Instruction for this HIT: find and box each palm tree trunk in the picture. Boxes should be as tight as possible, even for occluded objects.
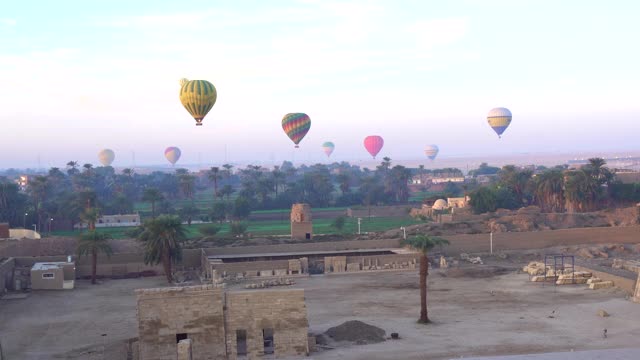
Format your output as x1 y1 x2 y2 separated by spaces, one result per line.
151 201 156 218
91 249 97 285
419 252 430 323
162 251 173 283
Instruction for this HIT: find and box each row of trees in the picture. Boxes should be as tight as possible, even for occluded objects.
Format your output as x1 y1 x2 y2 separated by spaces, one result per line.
0 158 422 230
469 158 625 214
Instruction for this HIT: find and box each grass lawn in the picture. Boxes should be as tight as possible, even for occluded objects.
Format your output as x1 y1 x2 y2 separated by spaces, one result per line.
52 216 422 239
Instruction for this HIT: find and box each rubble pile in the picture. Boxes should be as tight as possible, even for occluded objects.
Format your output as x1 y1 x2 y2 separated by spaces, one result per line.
244 277 295 289
460 253 483 265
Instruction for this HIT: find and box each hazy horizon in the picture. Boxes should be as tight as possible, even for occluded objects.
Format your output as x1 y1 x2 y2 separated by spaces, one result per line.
2 0 639 169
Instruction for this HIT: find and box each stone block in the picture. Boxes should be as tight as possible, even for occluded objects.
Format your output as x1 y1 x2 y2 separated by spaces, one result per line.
589 281 614 290
597 309 610 317
346 263 360 272
274 269 288 276
260 270 274 277
587 277 602 285
177 339 192 360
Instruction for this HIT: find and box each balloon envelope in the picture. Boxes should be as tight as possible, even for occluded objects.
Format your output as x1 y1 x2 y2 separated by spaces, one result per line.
179 79 217 126
424 145 439 160
282 113 311 148
487 107 512 137
98 149 115 166
322 141 335 157
164 147 182 165
364 136 384 159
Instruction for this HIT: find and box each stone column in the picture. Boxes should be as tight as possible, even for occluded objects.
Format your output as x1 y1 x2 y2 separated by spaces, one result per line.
177 339 192 360
633 273 640 304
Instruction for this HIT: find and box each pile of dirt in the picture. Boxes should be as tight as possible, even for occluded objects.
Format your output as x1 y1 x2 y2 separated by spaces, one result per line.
324 320 386 344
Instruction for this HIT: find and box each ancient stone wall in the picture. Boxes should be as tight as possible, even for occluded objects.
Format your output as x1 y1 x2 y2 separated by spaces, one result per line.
224 289 309 359
324 256 347 273
136 285 227 360
202 239 402 257
633 274 640 303
291 203 313 241
442 226 640 254
344 253 418 271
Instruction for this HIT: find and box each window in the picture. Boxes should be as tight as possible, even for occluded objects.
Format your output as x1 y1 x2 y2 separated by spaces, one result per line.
305 233 311 239
176 333 188 343
42 273 55 279
236 330 247 356
263 328 274 355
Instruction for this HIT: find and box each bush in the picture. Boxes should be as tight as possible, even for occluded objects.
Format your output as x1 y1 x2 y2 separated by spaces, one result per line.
230 222 248 238
332 216 346 231
124 226 144 238
198 224 221 237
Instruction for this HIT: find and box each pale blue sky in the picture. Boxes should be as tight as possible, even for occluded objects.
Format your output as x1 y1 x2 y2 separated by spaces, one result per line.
1 0 639 168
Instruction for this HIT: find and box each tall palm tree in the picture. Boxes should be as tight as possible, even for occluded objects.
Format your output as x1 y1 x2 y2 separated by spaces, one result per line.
404 234 450 324
80 207 99 231
137 215 187 283
534 170 565 212
77 230 113 284
272 166 285 197
208 167 221 200
142 187 164 218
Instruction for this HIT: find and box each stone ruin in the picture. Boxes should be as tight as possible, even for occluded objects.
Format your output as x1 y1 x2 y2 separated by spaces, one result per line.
291 203 312 241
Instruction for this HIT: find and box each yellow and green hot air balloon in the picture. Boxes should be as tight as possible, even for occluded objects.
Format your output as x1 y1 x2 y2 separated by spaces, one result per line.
179 79 217 126
282 113 311 148
487 107 512 138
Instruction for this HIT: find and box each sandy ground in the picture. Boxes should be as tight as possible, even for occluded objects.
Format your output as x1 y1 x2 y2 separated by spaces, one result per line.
1 266 639 359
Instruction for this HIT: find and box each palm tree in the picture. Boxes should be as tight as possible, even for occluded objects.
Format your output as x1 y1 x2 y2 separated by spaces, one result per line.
137 215 187 283
208 167 221 200
77 230 113 284
534 170 565 212
66 161 79 176
142 187 164 218
404 234 450 324
272 166 286 197
80 207 100 231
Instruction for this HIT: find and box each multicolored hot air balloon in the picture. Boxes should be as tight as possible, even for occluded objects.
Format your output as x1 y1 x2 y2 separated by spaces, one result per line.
424 145 439 161
487 107 512 138
98 149 115 166
322 142 335 157
364 135 384 159
282 113 311 148
179 79 217 126
164 147 181 165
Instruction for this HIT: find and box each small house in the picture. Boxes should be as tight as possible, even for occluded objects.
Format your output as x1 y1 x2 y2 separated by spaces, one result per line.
31 262 76 290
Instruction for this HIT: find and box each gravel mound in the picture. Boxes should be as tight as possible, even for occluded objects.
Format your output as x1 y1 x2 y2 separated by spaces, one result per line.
325 320 386 344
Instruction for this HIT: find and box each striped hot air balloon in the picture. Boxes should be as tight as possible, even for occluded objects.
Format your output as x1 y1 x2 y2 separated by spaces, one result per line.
364 136 384 159
164 147 181 165
424 145 439 161
179 79 217 126
322 142 335 157
98 149 115 166
487 107 512 138
282 113 311 148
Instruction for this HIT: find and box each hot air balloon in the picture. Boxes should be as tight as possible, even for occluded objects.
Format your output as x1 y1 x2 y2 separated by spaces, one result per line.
98 149 115 166
282 113 311 148
179 79 217 126
424 145 439 161
487 107 512 138
165 147 181 165
322 142 335 157
364 136 384 159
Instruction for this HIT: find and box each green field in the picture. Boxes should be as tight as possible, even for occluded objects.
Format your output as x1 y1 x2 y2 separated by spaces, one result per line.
52 216 421 240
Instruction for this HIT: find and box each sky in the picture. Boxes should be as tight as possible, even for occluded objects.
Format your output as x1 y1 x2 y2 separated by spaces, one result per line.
1 0 639 169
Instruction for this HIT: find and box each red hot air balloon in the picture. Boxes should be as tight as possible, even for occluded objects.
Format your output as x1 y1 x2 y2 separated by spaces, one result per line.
364 136 384 159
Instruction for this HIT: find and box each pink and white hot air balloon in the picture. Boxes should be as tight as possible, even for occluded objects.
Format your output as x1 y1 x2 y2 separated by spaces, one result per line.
364 136 384 159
